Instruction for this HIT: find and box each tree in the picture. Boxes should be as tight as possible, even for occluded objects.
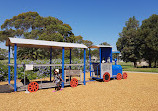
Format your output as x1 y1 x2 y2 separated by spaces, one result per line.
100 42 110 46
83 40 93 47
72 36 93 59
91 49 99 58
0 48 8 60
139 14 158 67
116 16 140 67
0 12 75 60
74 35 83 44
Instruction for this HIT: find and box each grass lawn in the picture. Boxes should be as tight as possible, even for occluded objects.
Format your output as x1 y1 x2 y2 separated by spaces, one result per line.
118 62 158 73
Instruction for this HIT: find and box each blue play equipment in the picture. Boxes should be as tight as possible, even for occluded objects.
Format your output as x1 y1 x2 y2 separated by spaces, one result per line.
6 38 127 92
6 37 87 92
89 45 127 82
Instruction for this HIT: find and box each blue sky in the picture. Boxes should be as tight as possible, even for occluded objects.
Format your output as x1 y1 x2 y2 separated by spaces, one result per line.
0 0 158 50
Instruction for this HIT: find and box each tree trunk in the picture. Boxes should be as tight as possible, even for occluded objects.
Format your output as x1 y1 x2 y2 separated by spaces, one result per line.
149 60 152 68
134 61 137 68
154 60 157 68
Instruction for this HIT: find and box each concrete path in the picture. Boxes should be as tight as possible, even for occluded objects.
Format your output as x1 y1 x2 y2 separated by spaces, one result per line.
124 71 158 74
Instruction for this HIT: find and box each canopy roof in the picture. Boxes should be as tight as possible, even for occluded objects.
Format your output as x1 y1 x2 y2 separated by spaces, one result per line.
112 51 120 53
6 37 88 49
89 45 112 48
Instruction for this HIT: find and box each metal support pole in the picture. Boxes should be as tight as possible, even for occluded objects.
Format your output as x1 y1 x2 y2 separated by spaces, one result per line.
89 48 91 77
8 45 11 84
83 48 86 85
70 48 71 69
14 44 17 91
97 66 98 77
99 48 102 79
62 47 65 88
50 48 52 81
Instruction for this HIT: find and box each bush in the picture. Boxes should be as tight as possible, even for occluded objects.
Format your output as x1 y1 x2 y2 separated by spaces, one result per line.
0 62 8 81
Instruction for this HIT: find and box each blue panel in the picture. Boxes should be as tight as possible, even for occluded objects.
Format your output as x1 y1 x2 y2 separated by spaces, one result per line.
101 47 112 63
50 48 52 81
62 47 65 88
83 48 86 85
14 44 17 91
112 65 122 76
99 48 101 78
8 45 10 84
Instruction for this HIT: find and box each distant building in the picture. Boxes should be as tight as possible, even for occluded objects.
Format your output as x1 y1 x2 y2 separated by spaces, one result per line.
136 59 149 67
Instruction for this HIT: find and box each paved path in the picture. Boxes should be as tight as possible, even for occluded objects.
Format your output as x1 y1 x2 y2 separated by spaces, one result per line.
124 71 158 74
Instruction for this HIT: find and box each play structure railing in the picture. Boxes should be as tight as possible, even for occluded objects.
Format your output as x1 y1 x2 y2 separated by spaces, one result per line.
91 63 100 77
8 63 84 67
8 63 84 91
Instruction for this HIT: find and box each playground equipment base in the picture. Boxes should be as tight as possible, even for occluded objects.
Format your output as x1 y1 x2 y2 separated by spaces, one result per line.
12 80 83 91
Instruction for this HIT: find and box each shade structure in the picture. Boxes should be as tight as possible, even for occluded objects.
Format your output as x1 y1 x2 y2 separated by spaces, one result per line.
6 37 88 49
6 37 87 91
89 45 112 48
112 51 120 53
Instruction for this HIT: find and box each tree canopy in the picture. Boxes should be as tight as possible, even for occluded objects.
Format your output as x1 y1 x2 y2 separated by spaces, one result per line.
116 16 140 67
117 14 158 67
100 42 110 46
0 48 8 60
0 12 74 42
138 14 158 67
0 12 94 60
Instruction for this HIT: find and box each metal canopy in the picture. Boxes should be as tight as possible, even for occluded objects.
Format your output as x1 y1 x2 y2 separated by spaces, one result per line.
6 37 88 49
89 45 112 48
112 51 120 53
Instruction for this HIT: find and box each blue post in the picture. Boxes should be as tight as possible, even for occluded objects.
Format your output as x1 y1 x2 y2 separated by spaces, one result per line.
99 48 102 79
8 45 11 84
14 44 17 91
62 47 65 88
89 48 91 77
70 48 71 69
114 58 117 65
110 48 112 63
97 66 98 77
83 48 86 85
50 48 52 81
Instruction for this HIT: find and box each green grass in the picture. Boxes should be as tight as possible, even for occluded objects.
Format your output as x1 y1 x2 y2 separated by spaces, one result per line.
118 62 158 73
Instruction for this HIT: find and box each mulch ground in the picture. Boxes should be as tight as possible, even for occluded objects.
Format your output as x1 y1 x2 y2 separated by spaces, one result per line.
0 72 158 111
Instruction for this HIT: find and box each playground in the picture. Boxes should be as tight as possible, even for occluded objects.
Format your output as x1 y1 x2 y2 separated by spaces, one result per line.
0 72 158 111
0 2 158 111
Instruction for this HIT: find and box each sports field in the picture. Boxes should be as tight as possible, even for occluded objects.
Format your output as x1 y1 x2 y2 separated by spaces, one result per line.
0 72 158 111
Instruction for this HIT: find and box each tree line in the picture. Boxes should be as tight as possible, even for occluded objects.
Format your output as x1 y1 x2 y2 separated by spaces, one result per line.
116 14 158 67
0 12 110 60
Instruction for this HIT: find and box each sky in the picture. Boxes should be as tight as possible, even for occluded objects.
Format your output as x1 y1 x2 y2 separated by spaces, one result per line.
0 0 158 51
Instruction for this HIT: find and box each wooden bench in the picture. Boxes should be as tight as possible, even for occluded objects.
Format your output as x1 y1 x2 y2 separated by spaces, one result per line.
64 70 82 83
